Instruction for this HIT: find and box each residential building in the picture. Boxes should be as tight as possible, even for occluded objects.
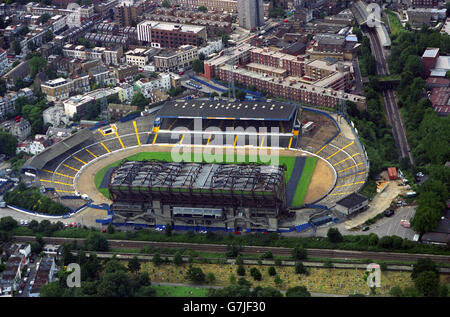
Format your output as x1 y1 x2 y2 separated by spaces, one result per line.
108 103 139 120
114 64 139 82
198 40 224 58
2 61 30 89
429 86 450 116
238 0 264 30
0 48 8 75
43 106 70 127
0 255 27 294
154 45 198 72
63 87 121 118
29 256 56 297
137 21 207 48
117 83 134 103
134 73 171 99
125 48 154 66
10 118 31 141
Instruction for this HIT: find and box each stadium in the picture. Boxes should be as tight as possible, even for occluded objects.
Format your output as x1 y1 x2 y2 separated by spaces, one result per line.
21 98 369 233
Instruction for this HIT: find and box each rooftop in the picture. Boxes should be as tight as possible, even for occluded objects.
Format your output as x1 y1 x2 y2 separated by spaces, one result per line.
423 48 440 58
138 21 205 33
336 193 368 209
156 99 297 122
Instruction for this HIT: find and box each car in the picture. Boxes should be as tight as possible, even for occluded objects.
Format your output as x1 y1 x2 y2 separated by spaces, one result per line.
24 277 28 283
18 290 22 294
20 283 25 290
30 281 34 286
29 258 34 264
362 226 370 231
384 209 394 217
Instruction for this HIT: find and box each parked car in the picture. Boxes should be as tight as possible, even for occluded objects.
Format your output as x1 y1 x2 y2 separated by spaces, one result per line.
384 209 394 217
362 226 370 231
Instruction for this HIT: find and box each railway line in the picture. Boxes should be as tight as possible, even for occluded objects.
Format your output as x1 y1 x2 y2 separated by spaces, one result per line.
13 236 450 264
366 28 414 165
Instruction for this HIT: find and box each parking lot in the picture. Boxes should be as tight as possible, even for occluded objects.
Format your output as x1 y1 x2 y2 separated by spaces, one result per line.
313 206 417 240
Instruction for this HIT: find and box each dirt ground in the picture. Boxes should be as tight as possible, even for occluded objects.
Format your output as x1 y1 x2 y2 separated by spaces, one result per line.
303 158 335 204
76 145 335 207
344 181 407 230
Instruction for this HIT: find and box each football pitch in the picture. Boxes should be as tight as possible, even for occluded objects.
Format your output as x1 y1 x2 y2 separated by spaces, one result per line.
94 151 318 208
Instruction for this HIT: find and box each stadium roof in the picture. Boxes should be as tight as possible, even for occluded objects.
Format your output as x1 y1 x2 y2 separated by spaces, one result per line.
23 129 94 170
110 161 285 194
156 100 297 121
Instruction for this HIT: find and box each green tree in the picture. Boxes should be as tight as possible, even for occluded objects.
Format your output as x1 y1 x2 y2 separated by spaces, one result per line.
414 271 440 297
0 132 18 157
162 0 171 8
268 266 276 276
295 262 307 275
192 59 204 73
198 5 207 12
39 13 51 24
206 272 216 284
84 232 109 251
286 286 311 297
0 216 18 231
389 286 403 297
186 265 206 283
327 228 343 243
173 251 183 266
152 252 163 266
131 92 149 110
411 258 439 280
249 267 262 281
128 256 141 274
165 223 172 237
236 265 246 276
291 246 307 260
13 40 21 55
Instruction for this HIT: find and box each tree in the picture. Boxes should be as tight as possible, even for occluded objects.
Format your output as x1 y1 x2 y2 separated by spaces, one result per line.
291 246 307 260
295 262 307 275
414 271 440 297
192 59 204 73
128 256 141 274
389 286 403 297
13 40 21 56
378 236 393 249
162 0 171 8
165 223 172 237
249 267 262 281
235 255 244 266
268 266 276 276
186 265 206 283
39 13 51 24
261 251 273 259
327 228 343 243
29 56 47 79
411 258 439 280
286 286 311 297
253 287 282 297
236 265 246 276
173 251 183 266
368 233 379 246
131 92 149 110
43 30 53 43
198 5 207 12
0 132 17 157
206 272 216 284
199 52 206 61
152 252 163 266
84 232 109 251
0 216 17 231
274 275 283 287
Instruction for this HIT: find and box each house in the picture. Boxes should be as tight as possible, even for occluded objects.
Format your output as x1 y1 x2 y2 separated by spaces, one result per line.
334 193 369 216
0 254 27 293
29 256 56 297
10 118 31 141
421 210 450 245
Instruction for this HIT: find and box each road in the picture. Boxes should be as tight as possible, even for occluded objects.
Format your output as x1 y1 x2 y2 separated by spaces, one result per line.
13 236 450 264
366 28 414 165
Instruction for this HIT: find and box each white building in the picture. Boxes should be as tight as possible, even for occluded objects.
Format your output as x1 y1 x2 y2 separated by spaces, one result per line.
118 83 134 103
0 48 8 75
43 106 69 127
134 73 171 99
125 48 152 66
198 40 224 58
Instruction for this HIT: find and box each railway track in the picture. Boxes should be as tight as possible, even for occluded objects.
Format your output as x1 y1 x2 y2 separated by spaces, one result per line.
13 236 450 264
366 28 414 165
